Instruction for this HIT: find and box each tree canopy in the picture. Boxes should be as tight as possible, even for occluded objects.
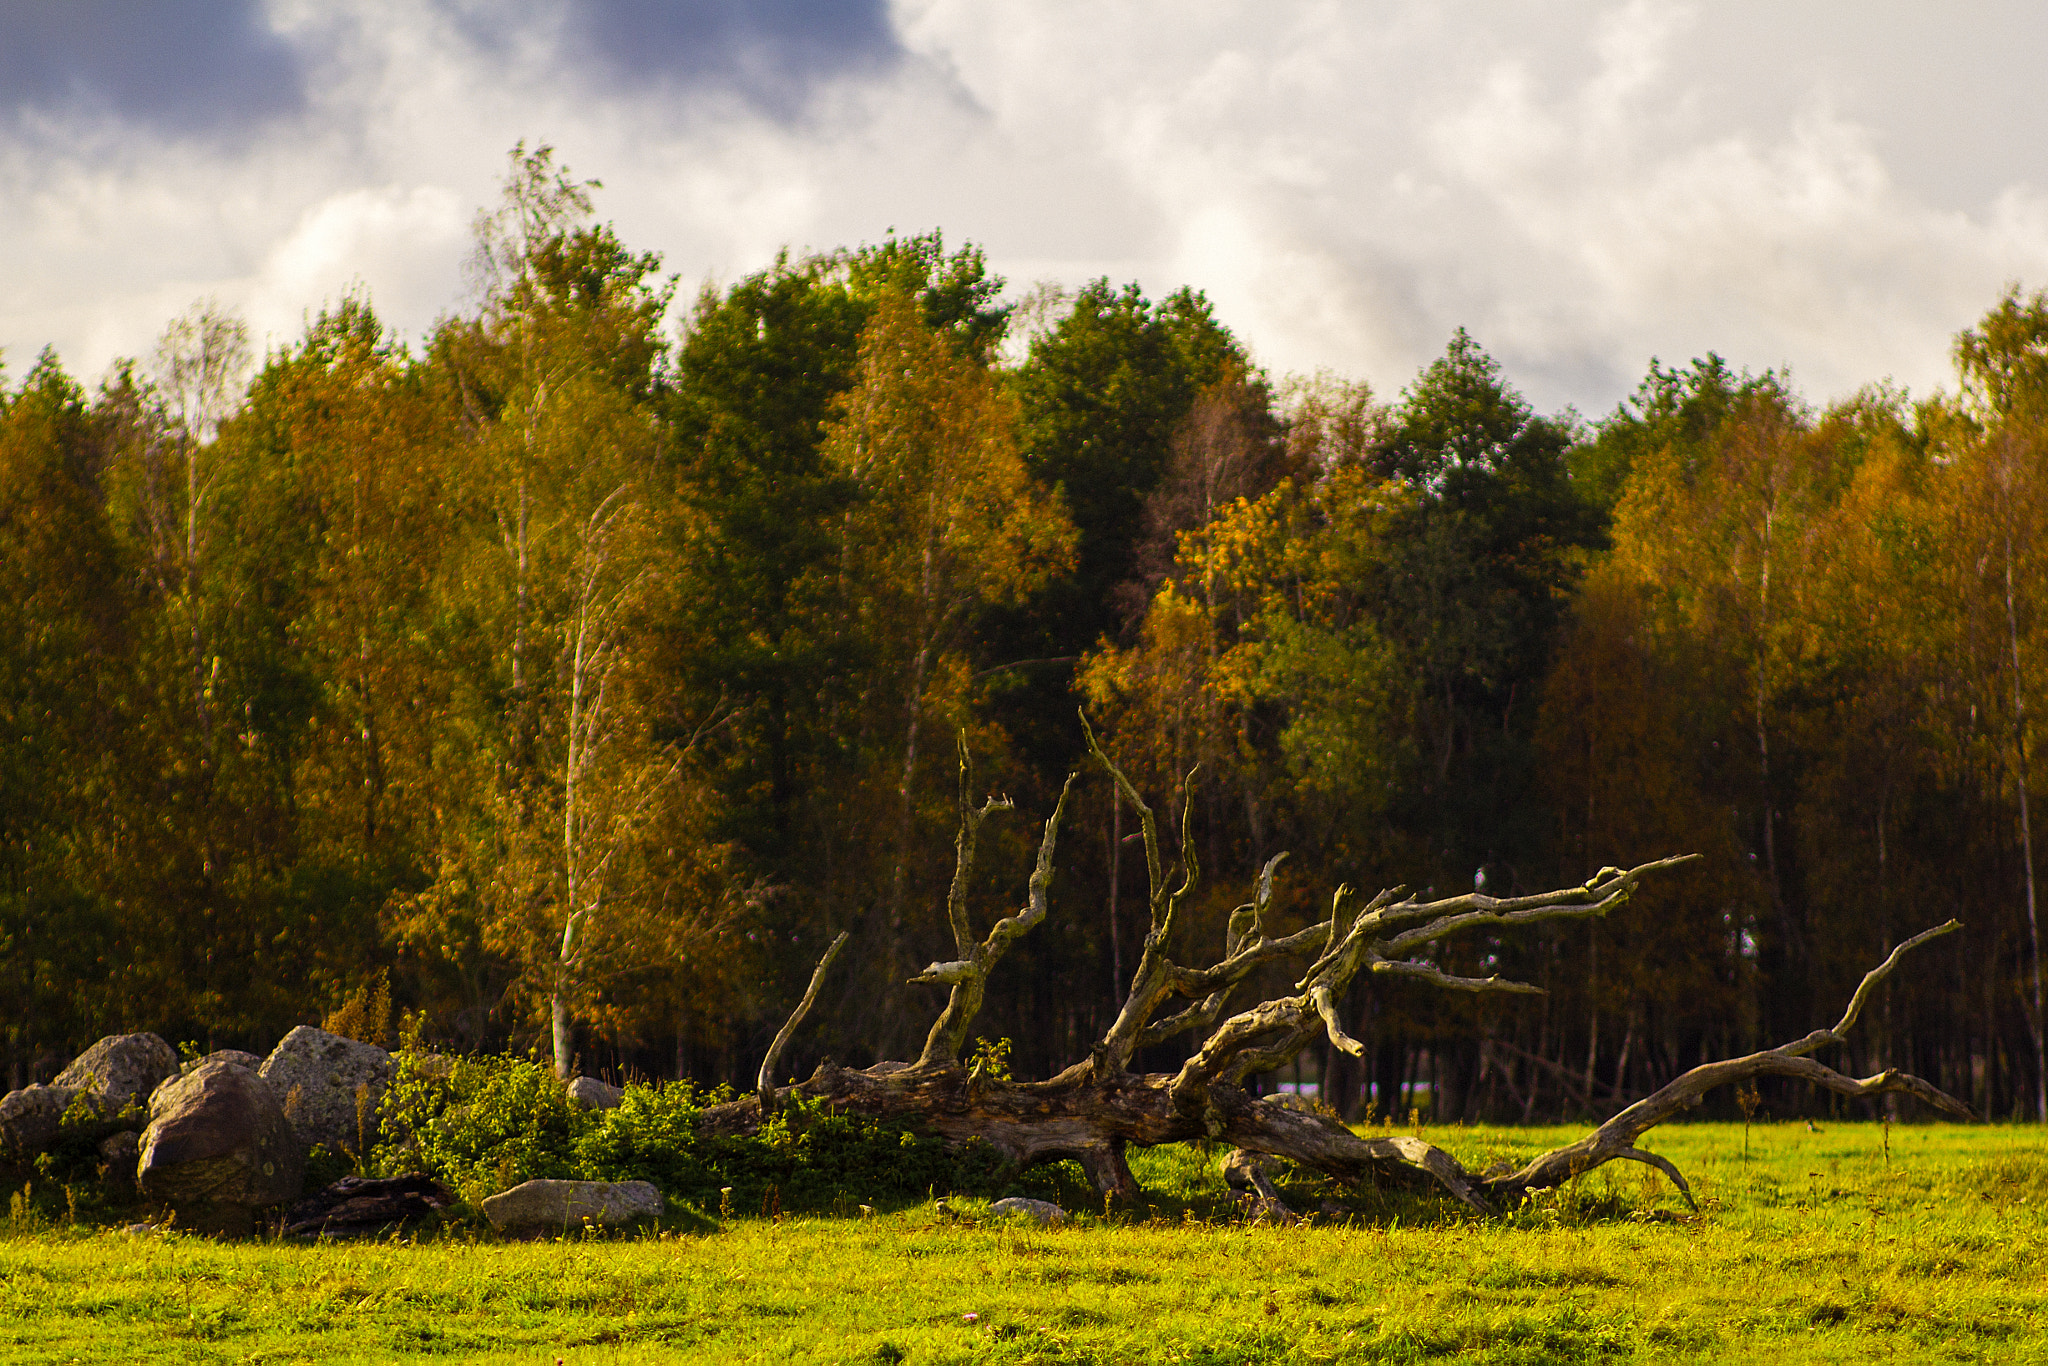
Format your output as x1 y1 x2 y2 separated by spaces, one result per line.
0 147 2032 1125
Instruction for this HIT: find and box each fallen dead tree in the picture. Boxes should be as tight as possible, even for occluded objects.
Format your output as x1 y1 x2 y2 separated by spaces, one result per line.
700 721 1973 1218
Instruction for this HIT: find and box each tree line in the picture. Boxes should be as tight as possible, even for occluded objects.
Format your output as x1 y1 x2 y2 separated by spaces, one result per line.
5 145 2046 1120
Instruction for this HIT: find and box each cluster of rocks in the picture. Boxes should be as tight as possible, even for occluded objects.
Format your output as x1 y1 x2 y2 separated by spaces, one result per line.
0 1029 661 1238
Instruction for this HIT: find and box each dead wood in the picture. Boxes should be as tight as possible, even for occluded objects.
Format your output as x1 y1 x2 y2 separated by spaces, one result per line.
758 929 848 1111
706 723 1973 1219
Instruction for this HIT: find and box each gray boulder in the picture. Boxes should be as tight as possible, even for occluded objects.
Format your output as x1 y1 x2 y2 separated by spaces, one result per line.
0 1084 87 1157
567 1076 624 1110
990 1196 1068 1226
480 1179 663 1231
55 1033 178 1113
258 1026 393 1157
138 1058 303 1234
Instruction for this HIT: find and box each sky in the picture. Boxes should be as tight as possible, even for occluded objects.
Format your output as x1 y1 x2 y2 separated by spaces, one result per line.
4 0 2048 418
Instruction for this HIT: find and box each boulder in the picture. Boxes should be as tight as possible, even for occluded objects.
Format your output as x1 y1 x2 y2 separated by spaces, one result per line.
567 1076 624 1110
284 1174 454 1239
138 1058 303 1234
258 1026 393 1157
54 1033 178 1113
989 1196 1068 1226
480 1179 663 1231
149 1051 263 1109
0 1084 83 1157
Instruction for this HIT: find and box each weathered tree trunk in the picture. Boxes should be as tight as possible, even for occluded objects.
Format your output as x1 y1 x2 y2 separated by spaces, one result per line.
707 719 1976 1218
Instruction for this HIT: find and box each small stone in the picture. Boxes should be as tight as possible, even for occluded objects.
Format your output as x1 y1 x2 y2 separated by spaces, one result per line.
480 1179 664 1231
989 1196 1067 1227
567 1076 624 1111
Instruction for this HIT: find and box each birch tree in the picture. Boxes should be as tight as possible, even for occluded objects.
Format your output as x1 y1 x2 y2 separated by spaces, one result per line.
822 291 1073 1018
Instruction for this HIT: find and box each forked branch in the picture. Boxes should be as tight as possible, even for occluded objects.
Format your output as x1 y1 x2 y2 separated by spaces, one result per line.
1482 918 1972 1207
910 735 1076 1072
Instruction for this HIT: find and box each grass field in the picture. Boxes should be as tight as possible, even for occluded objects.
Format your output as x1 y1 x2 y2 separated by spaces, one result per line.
4 1120 2046 1362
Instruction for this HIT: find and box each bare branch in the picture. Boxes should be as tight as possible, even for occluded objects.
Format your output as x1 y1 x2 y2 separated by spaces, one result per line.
1367 958 1545 996
1485 922 1973 1205
909 746 1073 1073
984 771 1078 952
1164 765 1199 940
942 732 1014 959
1609 1148 1696 1208
1371 855 1698 961
1310 984 1364 1056
1830 919 1962 1040
758 930 849 1112
1079 711 1161 904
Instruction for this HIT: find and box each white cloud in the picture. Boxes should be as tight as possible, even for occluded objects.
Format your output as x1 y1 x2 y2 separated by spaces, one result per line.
245 185 468 352
6 0 2048 414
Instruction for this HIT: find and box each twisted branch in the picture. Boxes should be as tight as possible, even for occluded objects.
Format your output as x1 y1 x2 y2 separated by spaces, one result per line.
910 735 1076 1072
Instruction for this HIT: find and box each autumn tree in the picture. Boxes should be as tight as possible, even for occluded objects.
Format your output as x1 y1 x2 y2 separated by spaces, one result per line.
409 144 736 1078
0 356 134 1083
821 291 1075 1044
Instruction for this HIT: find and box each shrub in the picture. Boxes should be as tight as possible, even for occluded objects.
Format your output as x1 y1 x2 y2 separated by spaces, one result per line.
372 1048 1032 1214
373 1051 590 1204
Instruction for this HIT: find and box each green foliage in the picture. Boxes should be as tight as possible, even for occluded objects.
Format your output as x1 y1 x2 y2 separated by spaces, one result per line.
1011 279 1248 630
302 1144 355 1192
373 1052 589 1203
372 1049 1029 1214
967 1035 1013 1082
578 1085 1014 1214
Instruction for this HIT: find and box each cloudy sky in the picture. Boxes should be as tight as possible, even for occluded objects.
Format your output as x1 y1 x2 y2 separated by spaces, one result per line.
4 0 2047 417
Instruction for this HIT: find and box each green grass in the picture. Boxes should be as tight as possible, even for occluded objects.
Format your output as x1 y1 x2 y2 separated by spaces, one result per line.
5 1121 2047 1362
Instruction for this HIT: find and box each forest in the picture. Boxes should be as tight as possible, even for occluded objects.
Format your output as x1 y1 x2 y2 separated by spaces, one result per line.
7 144 2048 1125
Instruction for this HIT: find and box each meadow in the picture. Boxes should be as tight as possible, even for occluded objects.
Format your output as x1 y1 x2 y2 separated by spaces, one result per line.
3 1120 2044 1363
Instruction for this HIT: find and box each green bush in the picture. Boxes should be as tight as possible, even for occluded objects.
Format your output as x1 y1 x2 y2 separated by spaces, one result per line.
371 1049 1031 1215
373 1051 590 1204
